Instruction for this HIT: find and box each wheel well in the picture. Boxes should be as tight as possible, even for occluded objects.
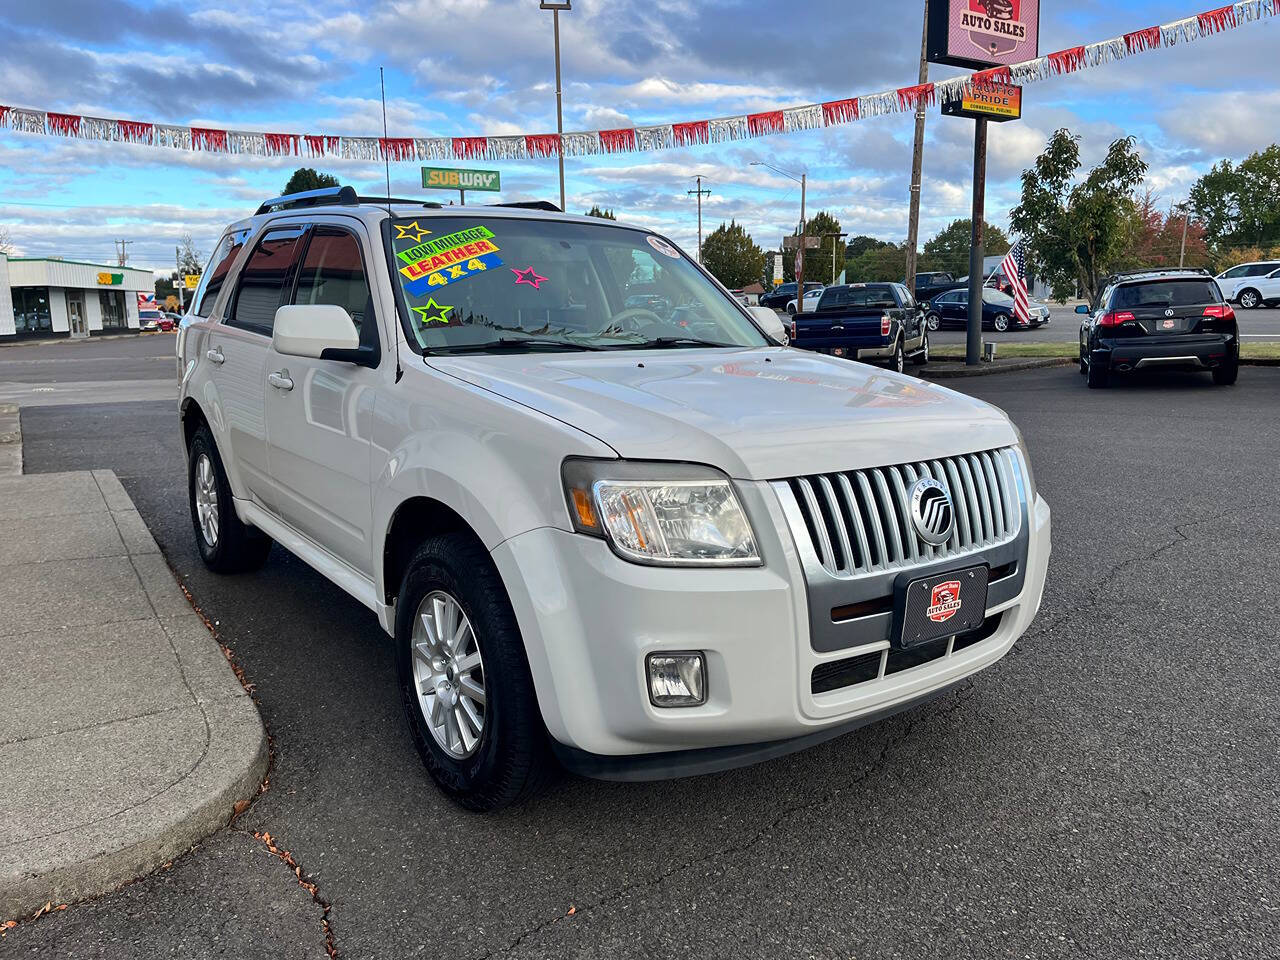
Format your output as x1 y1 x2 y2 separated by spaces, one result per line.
382 497 476 604
181 399 208 451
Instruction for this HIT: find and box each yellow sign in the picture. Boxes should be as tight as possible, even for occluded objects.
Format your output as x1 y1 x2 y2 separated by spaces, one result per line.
184 274 201 290
96 271 123 285
943 82 1023 122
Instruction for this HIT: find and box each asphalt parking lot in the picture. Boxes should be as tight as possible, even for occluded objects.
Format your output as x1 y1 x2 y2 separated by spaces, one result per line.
5 334 1280 958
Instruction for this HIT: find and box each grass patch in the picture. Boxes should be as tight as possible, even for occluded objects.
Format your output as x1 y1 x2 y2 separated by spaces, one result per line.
931 341 1280 360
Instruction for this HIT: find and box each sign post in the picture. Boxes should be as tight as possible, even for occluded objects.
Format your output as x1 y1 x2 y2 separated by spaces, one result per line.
421 167 502 206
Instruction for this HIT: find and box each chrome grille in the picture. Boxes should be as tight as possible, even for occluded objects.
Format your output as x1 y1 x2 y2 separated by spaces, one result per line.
777 447 1024 578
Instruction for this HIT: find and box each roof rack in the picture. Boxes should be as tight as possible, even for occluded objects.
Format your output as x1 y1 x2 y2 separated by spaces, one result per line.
487 200 562 212
255 185 358 215
1103 267 1212 285
355 196 444 209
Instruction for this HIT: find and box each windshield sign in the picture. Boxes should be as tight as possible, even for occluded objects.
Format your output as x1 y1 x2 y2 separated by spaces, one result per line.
389 217 766 354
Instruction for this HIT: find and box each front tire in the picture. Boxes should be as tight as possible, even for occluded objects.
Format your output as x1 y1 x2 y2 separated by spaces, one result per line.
1238 288 1261 310
188 425 272 573
993 313 1010 332
396 534 554 812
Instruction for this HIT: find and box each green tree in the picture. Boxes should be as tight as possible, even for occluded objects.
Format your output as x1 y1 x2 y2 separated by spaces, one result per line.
845 242 909 283
845 235 888 260
282 167 340 195
1189 145 1280 249
783 211 843 284
584 205 617 220
700 220 766 289
1010 129 1148 303
921 218 1010 275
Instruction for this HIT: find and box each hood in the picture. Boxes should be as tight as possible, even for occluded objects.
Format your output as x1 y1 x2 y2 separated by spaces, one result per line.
428 347 1017 480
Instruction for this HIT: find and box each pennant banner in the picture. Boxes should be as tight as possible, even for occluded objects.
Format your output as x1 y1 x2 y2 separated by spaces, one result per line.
0 1 1274 163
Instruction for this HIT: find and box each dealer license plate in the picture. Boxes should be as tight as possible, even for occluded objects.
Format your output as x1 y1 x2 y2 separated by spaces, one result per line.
897 565 989 649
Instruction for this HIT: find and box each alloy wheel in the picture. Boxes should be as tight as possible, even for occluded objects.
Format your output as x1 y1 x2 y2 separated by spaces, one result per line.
411 590 486 759
994 315 1009 332
926 314 941 331
1240 290 1259 309
194 453 219 547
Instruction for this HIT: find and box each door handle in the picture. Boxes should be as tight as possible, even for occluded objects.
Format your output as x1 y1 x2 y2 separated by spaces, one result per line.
268 371 294 392
206 347 225 364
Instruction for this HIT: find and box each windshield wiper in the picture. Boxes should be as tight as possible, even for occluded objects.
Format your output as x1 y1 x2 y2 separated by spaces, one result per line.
606 336 735 350
426 337 604 355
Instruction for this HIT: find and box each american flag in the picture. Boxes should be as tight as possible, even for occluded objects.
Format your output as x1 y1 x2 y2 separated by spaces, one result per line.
999 241 1032 327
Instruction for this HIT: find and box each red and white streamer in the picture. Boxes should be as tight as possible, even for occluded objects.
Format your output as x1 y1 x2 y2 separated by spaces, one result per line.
0 1 1274 163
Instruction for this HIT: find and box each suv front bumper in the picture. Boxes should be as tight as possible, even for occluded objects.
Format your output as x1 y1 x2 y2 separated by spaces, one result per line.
491 485 1051 777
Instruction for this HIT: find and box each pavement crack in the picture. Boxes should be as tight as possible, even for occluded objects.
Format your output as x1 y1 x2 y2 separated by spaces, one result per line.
238 827 338 959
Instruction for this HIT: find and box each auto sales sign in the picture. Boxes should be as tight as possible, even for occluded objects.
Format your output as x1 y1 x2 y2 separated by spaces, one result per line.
928 0 1039 70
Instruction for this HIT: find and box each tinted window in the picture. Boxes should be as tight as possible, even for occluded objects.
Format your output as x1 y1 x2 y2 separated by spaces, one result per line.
816 288 846 310
294 228 374 335
229 227 305 334
196 228 251 318
1113 280 1218 309
1249 263 1280 275
833 285 896 309
938 291 962 304
896 284 916 308
1221 265 1249 278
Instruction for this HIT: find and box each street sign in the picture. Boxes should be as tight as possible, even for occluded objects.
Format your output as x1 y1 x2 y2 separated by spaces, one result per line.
772 253 784 285
782 235 820 250
421 167 501 192
942 82 1023 122
928 0 1040 71
183 274 201 290
795 248 804 275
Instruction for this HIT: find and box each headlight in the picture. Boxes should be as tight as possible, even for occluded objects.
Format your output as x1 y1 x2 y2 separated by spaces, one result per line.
1008 424 1037 500
562 459 761 566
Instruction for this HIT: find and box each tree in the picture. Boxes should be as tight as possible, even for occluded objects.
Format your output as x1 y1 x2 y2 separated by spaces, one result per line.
1114 190 1210 271
283 167 340 196
176 234 203 276
845 235 888 260
783 211 843 284
700 220 766 290
845 242 909 283
1189 145 1280 249
0 225 13 255
921 218 1010 275
1010 129 1148 303
584 205 617 220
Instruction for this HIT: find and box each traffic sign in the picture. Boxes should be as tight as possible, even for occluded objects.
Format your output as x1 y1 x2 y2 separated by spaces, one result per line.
782 235 820 250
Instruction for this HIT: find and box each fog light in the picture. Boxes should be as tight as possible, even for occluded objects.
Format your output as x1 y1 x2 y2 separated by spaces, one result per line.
646 653 706 707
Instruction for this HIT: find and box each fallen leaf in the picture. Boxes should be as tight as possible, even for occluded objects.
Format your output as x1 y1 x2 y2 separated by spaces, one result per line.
567 906 576 916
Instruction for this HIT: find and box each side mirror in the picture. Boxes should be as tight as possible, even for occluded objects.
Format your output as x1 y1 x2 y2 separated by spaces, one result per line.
1075 304 1090 315
272 304 360 360
747 305 788 345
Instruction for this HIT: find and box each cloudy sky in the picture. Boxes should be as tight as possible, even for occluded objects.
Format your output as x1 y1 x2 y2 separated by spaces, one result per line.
0 0 1276 274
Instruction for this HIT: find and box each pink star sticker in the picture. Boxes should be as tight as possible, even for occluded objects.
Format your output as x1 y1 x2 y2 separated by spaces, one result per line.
511 266 549 290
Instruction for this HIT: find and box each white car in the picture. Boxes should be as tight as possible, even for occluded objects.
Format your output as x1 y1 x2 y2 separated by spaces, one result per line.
178 186 1051 810
1215 260 1280 308
786 287 823 315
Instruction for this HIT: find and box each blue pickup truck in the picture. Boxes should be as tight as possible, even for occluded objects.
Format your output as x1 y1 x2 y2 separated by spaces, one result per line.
789 282 929 373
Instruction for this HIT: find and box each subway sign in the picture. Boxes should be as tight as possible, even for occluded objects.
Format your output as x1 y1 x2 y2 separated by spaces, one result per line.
421 166 501 192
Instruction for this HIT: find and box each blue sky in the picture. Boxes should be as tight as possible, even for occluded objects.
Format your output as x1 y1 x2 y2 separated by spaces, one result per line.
0 0 1276 274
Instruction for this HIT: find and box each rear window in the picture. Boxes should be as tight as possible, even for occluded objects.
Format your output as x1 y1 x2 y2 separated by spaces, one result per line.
1112 280 1219 309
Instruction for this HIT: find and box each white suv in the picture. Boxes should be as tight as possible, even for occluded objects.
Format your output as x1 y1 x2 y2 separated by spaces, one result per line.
178 186 1051 810
1215 260 1280 308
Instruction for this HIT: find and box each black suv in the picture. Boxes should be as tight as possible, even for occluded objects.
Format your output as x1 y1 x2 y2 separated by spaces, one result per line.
759 281 823 311
1077 269 1239 388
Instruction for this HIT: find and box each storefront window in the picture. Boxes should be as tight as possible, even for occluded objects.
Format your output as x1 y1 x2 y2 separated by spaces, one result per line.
13 288 52 334
99 290 126 329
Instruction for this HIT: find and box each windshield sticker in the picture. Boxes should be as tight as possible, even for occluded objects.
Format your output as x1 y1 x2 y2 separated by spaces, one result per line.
397 226 496 265
411 298 455 326
402 247 503 296
394 221 433 243
511 266 549 290
646 235 681 259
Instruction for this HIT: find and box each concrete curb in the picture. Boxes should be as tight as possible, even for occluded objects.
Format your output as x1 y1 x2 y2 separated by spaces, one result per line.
0 469 267 920
918 357 1074 378
0 404 19 476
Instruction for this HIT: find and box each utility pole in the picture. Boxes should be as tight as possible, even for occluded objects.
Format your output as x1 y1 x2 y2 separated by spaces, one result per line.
797 173 807 296
688 176 711 262
114 239 132 267
540 1 572 213
823 232 849 285
1177 202 1190 267
904 0 930 296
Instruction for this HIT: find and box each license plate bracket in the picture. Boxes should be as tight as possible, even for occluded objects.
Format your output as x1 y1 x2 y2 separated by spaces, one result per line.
893 564 989 649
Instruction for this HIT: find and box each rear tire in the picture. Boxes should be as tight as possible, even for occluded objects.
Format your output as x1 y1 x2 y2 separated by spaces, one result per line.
188 425 272 573
891 338 905 373
926 313 941 331
911 332 929 365
396 534 555 812
1212 357 1239 385
1079 349 1088 375
1086 357 1110 389
1238 288 1261 310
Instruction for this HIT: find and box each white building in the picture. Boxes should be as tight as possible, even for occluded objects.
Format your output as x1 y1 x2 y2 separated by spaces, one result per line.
0 254 154 339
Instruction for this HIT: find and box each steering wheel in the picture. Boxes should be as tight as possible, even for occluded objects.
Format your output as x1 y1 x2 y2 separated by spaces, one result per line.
604 308 665 335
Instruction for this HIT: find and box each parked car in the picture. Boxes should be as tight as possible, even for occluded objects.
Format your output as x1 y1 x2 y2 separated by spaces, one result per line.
791 282 928 372
759 281 823 311
139 309 173 332
1214 260 1280 307
908 271 962 302
925 288 1050 332
785 288 824 315
1225 265 1280 309
178 185 1051 810
1077 269 1238 388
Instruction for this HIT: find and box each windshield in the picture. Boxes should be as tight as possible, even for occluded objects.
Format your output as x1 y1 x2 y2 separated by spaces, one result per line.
983 289 1014 305
388 216 767 353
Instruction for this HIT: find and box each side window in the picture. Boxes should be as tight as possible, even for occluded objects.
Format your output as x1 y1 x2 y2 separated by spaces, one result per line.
896 284 916 308
293 228 375 337
195 229 249 318
228 226 306 335
1248 264 1273 276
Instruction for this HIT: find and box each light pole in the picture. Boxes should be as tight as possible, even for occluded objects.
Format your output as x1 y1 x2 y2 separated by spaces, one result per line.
822 231 848 285
688 176 711 262
751 160 807 296
1175 201 1191 267
540 1 571 213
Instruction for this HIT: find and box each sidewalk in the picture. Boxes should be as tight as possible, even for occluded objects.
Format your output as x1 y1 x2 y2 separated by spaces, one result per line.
0 469 267 920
